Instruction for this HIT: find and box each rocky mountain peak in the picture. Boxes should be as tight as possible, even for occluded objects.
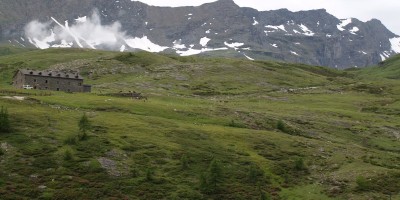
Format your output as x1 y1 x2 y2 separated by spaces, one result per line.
214 0 238 6
1 0 399 69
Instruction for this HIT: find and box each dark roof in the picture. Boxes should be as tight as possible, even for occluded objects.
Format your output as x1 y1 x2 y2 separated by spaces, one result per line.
19 69 84 80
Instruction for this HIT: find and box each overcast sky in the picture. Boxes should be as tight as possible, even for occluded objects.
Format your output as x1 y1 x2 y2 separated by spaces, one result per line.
133 0 400 35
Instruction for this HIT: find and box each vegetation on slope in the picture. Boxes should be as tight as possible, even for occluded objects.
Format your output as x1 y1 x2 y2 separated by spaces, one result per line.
0 48 400 199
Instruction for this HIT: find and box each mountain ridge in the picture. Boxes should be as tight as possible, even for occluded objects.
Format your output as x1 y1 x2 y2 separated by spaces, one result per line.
0 0 399 68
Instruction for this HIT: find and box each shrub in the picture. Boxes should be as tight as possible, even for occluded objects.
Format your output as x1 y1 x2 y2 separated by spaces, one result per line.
0 106 11 133
78 113 91 140
146 168 154 181
63 149 73 161
181 155 189 170
276 120 287 132
200 159 223 193
259 188 271 200
64 135 77 145
0 148 4 156
294 157 306 171
130 167 140 178
356 176 370 191
248 165 265 184
228 120 246 128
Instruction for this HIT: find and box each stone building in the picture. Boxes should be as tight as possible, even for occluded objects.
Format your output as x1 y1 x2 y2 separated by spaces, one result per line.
12 69 91 93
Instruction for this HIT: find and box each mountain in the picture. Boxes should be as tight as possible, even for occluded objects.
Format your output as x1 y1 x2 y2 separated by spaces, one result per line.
1 0 400 68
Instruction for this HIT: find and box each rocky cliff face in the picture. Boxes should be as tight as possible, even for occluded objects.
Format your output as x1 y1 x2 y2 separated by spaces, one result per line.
1 0 399 68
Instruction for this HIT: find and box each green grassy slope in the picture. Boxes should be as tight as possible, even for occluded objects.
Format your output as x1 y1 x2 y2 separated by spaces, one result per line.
357 54 400 80
1 49 400 199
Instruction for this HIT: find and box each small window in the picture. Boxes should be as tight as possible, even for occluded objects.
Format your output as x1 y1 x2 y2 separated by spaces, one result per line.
30 71 33 75
57 88 60 91
33 79 37 82
45 80 48 84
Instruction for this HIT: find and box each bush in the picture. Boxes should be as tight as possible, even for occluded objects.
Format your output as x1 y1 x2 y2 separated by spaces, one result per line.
294 158 307 171
356 176 370 191
0 106 11 133
130 167 140 178
146 168 154 181
200 159 223 194
0 148 4 156
277 120 287 132
259 188 271 200
78 113 91 140
248 165 265 184
63 149 73 161
181 155 189 170
64 135 77 145
228 120 247 128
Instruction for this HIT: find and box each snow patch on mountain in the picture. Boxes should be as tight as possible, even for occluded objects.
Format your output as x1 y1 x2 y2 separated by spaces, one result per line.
389 37 400 53
298 24 315 36
265 25 287 32
359 51 367 55
337 18 352 31
176 47 228 56
125 36 168 52
200 37 211 47
290 51 299 56
380 51 391 61
243 53 254 60
349 27 359 35
173 40 186 49
252 17 259 26
224 41 244 50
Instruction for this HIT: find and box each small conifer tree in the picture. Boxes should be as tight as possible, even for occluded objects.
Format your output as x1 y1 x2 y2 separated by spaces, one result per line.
181 155 189 170
0 106 11 133
208 159 222 190
78 113 91 140
200 159 223 193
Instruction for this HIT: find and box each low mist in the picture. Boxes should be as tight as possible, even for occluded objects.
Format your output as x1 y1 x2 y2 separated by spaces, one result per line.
24 10 128 49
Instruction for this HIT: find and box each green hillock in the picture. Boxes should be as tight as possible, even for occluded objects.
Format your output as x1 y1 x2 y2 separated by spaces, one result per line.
1 48 400 199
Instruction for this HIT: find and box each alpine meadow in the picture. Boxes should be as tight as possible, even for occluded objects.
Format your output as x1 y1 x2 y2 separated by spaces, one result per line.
1 0 400 199
0 46 400 199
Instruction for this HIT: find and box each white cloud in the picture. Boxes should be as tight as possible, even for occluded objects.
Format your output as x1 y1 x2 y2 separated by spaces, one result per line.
132 0 400 35
25 11 128 49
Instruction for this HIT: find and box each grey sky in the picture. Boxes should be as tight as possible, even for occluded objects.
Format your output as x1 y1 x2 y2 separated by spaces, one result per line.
133 0 400 35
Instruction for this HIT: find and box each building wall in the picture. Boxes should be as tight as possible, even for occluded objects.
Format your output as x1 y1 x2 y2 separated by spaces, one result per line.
23 75 84 92
83 85 92 93
12 71 25 89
